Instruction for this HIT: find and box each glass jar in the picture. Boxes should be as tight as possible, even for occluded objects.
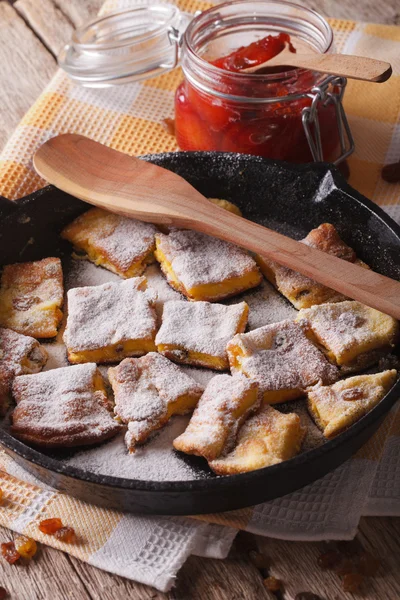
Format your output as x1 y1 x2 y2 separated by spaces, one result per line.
176 0 352 163
58 1 354 164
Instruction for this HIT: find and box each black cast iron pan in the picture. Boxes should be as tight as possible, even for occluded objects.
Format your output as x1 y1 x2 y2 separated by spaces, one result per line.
0 152 399 515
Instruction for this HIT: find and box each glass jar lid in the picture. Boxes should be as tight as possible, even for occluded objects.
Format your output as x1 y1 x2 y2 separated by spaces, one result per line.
58 4 190 87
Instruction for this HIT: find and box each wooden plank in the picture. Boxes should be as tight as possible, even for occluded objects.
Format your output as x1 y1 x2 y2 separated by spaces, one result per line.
55 0 400 27
0 527 92 600
304 0 400 25
174 543 270 600
14 0 73 55
0 2 56 152
254 517 400 599
53 0 103 28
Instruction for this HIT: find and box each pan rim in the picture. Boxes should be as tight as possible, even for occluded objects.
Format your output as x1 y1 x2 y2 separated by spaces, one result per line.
1 150 399 496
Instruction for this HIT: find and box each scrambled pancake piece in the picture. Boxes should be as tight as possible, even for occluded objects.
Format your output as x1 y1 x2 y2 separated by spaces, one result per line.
109 353 203 452
154 229 261 301
308 370 397 439
0 258 64 338
64 277 157 364
156 300 249 370
11 363 121 447
61 208 156 278
227 320 339 403
208 198 242 217
210 404 305 475
173 374 259 461
0 327 47 415
297 301 399 372
256 223 369 309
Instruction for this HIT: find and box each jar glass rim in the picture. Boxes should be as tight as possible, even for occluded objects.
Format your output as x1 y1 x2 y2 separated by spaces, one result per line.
183 0 334 83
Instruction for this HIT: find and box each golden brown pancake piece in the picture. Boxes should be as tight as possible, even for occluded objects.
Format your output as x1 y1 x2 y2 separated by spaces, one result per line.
12 363 121 447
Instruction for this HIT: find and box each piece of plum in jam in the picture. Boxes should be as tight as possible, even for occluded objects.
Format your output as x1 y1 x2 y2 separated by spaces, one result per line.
212 33 295 72
175 33 340 162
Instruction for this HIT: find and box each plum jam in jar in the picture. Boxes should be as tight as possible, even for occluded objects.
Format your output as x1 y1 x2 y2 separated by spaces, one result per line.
175 0 353 163
58 0 353 163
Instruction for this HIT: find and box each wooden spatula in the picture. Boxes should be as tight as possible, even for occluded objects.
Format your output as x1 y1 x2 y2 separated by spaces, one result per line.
33 134 400 319
242 44 392 83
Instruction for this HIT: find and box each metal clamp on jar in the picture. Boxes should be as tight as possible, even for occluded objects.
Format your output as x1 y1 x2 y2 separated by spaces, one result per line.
58 0 354 165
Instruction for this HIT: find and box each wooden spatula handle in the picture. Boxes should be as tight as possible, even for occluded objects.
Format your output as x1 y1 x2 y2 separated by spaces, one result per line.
33 135 400 319
243 53 392 83
196 209 400 318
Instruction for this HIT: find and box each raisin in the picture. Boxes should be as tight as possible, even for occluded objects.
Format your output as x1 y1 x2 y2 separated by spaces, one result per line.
161 118 176 136
263 576 281 592
14 535 37 559
295 289 311 300
0 489 3 502
39 517 63 535
170 349 188 361
12 296 40 311
342 572 363 592
273 333 293 352
334 558 354 576
295 593 323 600
317 550 341 570
357 551 380 576
55 527 76 543
381 161 400 183
1 542 20 564
340 387 365 402
0 587 7 599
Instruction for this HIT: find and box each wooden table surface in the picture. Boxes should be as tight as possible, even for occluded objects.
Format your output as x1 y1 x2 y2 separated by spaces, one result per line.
0 1 399 598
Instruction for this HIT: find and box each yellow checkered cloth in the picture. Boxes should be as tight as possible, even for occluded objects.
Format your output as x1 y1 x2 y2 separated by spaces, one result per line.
0 1 399 591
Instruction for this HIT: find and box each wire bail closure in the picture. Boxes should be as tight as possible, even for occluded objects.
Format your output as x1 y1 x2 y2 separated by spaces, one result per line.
302 76 354 165
162 26 181 71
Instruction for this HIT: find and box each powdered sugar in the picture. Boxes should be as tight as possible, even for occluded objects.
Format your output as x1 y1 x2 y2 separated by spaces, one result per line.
227 279 297 330
2 243 342 480
145 263 183 318
180 366 222 388
62 208 156 273
64 277 157 352
0 257 64 338
65 416 203 481
174 374 259 461
297 301 399 367
111 353 203 421
156 300 248 359
156 229 259 289
228 320 339 393
43 334 69 371
65 258 121 288
209 403 306 475
0 327 47 409
109 353 203 450
0 327 47 374
12 363 121 447
307 370 398 439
